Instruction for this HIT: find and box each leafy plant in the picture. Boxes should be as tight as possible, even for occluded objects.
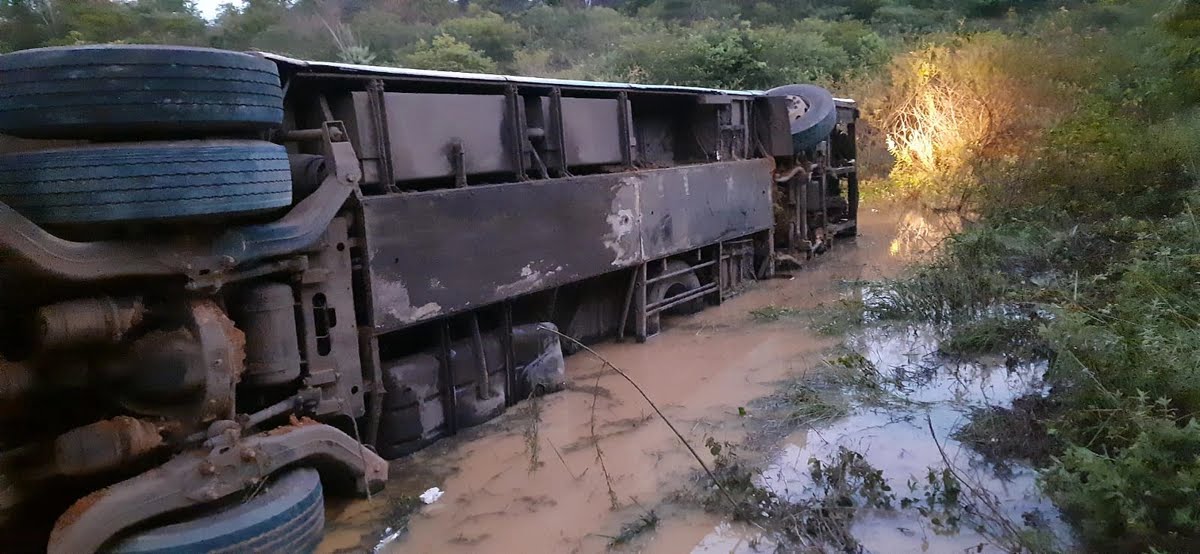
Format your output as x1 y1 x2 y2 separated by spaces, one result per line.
400 34 498 73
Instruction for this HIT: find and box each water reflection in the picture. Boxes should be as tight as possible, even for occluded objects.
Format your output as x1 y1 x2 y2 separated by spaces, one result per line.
702 324 1074 553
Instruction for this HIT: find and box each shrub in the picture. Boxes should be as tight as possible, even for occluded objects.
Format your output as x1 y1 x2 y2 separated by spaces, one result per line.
350 8 438 57
440 11 524 65
604 23 773 88
870 5 955 34
399 34 498 73
870 32 1078 204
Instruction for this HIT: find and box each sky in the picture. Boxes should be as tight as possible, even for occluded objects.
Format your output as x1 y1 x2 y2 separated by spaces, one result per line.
194 0 241 21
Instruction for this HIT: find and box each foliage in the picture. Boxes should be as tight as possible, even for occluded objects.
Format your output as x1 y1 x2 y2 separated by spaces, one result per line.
777 380 849 424
399 34 498 73
440 10 524 64
0 0 1062 84
702 438 897 551
749 305 802 321
869 31 1077 204
937 313 1045 358
349 9 438 60
603 22 773 88
808 447 896 510
860 1 1200 547
606 510 660 547
1164 0 1200 102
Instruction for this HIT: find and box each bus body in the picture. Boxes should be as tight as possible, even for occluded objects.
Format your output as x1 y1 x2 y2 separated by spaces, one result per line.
0 46 858 552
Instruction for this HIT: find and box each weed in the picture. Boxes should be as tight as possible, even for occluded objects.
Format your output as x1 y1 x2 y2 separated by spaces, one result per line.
809 298 868 335
521 391 544 473
825 350 895 401
777 381 848 426
749 305 802 322
903 467 963 534
954 394 1061 472
605 510 660 549
938 313 1047 360
700 438 898 552
809 447 896 511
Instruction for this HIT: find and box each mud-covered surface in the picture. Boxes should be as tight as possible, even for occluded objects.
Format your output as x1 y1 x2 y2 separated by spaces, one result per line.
320 209 915 553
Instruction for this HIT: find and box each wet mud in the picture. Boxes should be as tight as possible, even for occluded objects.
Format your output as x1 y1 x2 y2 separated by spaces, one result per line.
319 209 944 553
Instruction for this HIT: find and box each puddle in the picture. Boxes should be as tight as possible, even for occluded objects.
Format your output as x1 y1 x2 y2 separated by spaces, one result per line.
680 322 1074 553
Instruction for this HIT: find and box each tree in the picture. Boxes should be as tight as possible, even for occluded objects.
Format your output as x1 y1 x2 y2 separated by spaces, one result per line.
399 33 498 72
440 11 524 64
210 0 289 50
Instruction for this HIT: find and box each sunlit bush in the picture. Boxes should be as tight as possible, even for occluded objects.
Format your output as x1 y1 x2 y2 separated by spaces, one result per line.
868 30 1083 205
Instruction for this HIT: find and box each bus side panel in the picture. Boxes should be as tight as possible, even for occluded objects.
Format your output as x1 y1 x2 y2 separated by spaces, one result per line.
639 159 773 260
362 160 774 333
362 171 640 334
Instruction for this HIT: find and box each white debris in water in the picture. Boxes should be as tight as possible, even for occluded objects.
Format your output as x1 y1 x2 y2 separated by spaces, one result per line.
419 487 444 504
373 527 403 552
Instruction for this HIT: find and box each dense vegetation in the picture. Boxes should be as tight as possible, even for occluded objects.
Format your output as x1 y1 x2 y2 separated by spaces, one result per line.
863 1 1200 550
1 0 1067 88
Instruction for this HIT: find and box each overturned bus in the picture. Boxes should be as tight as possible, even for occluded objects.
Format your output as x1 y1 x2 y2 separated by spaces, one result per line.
0 45 858 552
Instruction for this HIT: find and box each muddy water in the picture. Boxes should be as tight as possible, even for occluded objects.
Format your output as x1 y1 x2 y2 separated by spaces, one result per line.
319 209 918 553
645 313 1074 552
759 325 1071 552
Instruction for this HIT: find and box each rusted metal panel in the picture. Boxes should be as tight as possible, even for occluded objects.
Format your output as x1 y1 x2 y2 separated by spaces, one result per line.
545 97 624 167
362 160 772 333
639 159 774 260
362 172 640 333
338 92 521 184
756 96 794 158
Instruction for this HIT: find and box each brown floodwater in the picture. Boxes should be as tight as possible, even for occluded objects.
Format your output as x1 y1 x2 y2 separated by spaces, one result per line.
319 208 921 554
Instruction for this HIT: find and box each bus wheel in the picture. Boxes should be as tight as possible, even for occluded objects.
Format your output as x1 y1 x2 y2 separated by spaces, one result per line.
0 140 292 225
765 83 837 152
650 260 706 316
0 45 283 140
107 467 324 554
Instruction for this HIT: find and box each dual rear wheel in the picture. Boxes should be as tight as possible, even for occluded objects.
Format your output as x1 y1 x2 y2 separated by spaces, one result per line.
0 45 318 553
0 45 293 226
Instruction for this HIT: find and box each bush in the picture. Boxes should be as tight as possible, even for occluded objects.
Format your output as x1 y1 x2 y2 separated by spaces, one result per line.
993 108 1200 220
440 11 524 65
754 26 849 84
1044 413 1200 549
602 18 889 89
869 5 955 34
350 8 438 58
518 6 646 74
399 34 498 73
869 32 1078 204
603 23 774 88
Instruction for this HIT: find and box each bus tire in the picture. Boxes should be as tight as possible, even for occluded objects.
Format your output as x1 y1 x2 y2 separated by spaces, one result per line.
0 141 293 225
0 45 283 139
650 260 706 316
108 467 324 554
765 84 838 152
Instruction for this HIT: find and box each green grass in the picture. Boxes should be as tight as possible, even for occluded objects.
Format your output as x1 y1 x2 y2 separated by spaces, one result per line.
749 305 803 322
606 510 660 549
937 314 1046 359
